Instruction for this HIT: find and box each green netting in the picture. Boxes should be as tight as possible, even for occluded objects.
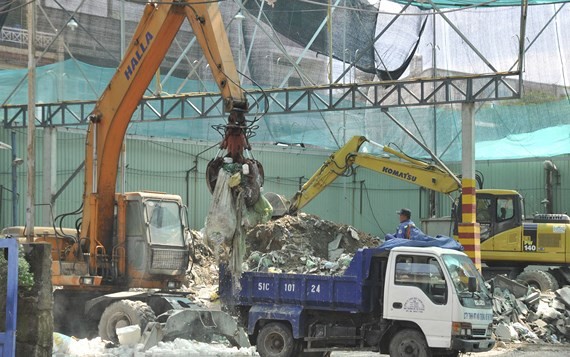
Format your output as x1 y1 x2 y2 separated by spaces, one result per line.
1 1 570 162
0 60 220 105
393 0 570 9
1 59 569 161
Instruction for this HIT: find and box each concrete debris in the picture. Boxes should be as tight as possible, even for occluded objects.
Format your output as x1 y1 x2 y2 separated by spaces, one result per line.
347 226 360 241
489 275 570 344
495 324 518 341
242 213 379 275
182 213 380 308
243 244 355 275
493 274 529 298
556 286 570 308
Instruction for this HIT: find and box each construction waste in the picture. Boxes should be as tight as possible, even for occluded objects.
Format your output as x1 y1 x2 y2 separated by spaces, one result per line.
204 163 272 277
193 213 570 346
243 212 379 275
186 213 379 305
490 274 570 344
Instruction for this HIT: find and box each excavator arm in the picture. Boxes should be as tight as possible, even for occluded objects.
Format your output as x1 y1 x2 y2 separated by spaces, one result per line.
81 1 248 273
286 136 461 215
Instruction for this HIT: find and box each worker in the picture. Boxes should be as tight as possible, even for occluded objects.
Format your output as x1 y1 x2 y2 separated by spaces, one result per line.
498 207 507 221
385 208 420 241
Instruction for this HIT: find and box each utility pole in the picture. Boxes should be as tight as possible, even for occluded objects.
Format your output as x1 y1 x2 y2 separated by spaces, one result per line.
26 0 36 242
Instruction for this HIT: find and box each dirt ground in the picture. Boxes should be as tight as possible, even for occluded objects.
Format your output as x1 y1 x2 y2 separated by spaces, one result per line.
332 342 570 356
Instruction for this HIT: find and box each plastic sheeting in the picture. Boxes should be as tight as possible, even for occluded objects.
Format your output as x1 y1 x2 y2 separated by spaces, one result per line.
393 0 570 9
378 236 464 251
1 1 570 161
1 59 569 161
244 0 428 79
475 124 570 160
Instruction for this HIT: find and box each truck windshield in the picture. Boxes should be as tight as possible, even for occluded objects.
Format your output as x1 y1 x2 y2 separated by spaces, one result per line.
146 200 184 246
442 254 488 297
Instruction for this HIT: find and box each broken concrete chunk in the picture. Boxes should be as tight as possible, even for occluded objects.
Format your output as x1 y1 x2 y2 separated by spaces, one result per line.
526 311 539 323
554 319 567 335
494 324 518 341
347 226 360 241
555 286 570 309
551 298 566 311
534 319 548 329
515 299 528 315
523 290 541 306
493 275 529 298
536 300 563 322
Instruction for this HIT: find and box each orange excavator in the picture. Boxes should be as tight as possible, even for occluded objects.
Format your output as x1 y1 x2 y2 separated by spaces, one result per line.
2 1 258 345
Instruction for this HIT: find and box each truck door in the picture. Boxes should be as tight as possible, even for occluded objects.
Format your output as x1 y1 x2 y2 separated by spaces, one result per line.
384 254 452 348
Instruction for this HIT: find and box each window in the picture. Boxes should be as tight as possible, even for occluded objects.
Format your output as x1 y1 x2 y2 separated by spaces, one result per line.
146 200 185 246
476 197 493 223
126 201 144 236
442 254 489 299
497 198 514 222
394 255 448 305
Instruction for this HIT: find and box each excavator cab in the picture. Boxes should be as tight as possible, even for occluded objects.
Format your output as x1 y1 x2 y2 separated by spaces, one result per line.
120 192 189 289
145 199 186 247
452 190 524 242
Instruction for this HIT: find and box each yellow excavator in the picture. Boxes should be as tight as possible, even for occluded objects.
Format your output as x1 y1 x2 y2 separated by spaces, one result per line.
267 135 570 292
1 0 257 346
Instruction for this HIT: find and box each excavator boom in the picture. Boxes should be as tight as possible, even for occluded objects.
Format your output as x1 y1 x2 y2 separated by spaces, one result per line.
286 136 461 214
82 0 247 275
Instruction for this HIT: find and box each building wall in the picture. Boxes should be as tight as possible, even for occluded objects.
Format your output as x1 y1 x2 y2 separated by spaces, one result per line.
1 128 568 238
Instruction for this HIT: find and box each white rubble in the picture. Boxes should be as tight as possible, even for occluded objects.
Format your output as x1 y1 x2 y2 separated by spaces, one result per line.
54 336 258 357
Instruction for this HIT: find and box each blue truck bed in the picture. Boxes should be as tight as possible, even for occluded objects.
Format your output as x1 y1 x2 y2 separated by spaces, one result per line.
220 247 387 313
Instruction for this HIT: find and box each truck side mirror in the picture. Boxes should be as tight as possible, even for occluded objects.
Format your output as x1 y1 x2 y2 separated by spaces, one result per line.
468 276 478 293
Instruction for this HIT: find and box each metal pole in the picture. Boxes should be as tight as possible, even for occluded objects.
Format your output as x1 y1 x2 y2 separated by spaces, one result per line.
328 0 333 84
120 0 126 56
431 10 437 217
460 102 481 271
120 0 127 194
26 0 36 242
11 131 18 226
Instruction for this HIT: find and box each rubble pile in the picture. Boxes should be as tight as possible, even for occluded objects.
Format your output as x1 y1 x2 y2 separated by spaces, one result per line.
491 275 570 344
186 230 220 287
243 213 380 275
185 213 379 302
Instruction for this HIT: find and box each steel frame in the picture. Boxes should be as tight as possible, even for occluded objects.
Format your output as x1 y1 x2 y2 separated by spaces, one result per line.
3 71 520 128
1 1 531 129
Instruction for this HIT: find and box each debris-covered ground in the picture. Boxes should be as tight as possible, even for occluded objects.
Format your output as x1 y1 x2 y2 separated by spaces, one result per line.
56 213 570 355
490 275 570 344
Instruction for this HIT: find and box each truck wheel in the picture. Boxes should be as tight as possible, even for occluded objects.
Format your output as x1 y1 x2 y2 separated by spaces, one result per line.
516 270 559 292
256 322 296 357
98 300 156 343
389 329 431 357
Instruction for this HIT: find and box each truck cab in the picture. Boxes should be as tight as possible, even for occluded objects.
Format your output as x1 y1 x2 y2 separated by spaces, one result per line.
384 247 494 355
